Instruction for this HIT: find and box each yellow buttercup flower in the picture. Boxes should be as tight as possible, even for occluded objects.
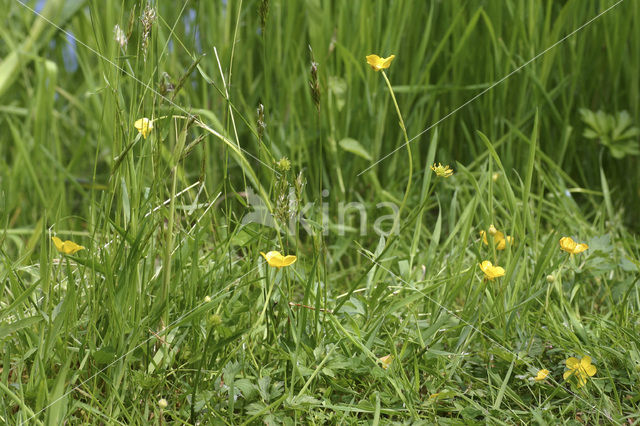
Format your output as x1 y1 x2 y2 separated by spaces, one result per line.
479 260 505 280
495 235 513 250
480 228 513 251
563 356 596 387
366 54 395 71
134 117 153 139
534 369 549 381
378 354 393 370
52 236 85 255
260 251 297 268
559 237 588 254
431 163 453 178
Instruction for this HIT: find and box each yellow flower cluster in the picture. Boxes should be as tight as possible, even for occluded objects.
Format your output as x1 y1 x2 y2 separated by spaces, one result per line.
530 357 596 388
254 54 599 387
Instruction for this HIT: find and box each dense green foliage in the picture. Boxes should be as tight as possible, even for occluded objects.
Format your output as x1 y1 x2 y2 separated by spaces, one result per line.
1 0 639 423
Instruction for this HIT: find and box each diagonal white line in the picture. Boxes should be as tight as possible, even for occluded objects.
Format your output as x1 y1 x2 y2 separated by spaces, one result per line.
357 249 611 420
14 0 278 175
358 0 626 176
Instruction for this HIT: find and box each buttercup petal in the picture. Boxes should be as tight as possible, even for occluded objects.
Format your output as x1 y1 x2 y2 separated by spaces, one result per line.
574 243 588 253
480 230 488 245
52 236 64 251
559 237 576 252
566 357 580 369
62 241 84 254
282 255 297 266
366 54 381 64
584 364 597 377
492 265 505 276
382 55 395 68
480 260 493 269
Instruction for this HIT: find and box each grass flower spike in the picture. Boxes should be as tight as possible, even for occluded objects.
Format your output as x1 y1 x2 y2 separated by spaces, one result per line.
52 236 85 255
378 354 393 370
563 356 596 387
431 163 454 178
479 260 505 280
260 251 297 268
134 117 153 139
534 369 549 381
559 237 588 254
366 54 395 71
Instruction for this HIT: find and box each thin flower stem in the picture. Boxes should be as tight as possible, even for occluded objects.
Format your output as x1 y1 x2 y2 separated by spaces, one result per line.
381 70 412 234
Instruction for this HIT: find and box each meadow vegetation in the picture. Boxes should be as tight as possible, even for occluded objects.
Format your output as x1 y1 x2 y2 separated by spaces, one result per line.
1 0 640 423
